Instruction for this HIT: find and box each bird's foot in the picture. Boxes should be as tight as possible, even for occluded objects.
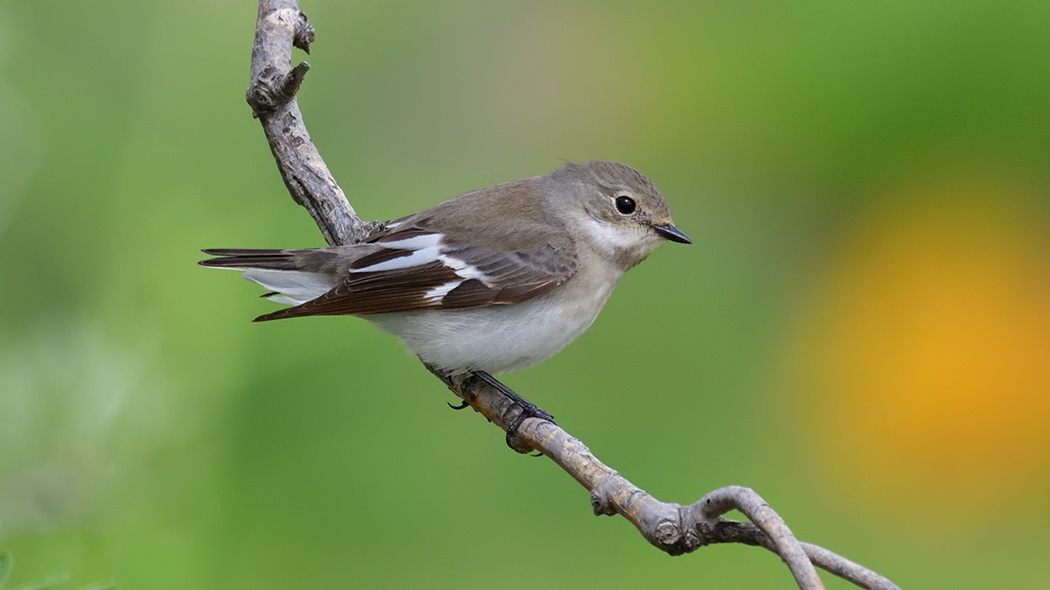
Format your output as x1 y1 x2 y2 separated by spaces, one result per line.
473 371 556 453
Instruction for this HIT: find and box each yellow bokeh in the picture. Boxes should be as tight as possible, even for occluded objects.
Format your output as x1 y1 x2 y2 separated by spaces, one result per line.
789 175 1050 522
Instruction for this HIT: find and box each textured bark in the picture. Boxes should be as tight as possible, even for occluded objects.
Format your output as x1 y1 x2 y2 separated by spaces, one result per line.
243 3 902 589
247 0 382 246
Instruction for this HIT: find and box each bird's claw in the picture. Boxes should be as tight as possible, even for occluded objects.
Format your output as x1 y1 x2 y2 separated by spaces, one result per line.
470 370 557 454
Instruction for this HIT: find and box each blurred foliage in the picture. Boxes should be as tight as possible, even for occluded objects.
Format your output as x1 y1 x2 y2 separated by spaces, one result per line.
1 1 1049 588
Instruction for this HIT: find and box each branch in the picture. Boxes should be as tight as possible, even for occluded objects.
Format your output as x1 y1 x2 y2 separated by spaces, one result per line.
247 0 381 246
245 3 901 589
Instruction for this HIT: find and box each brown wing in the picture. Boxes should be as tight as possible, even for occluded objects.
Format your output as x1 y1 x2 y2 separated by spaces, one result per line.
252 240 579 322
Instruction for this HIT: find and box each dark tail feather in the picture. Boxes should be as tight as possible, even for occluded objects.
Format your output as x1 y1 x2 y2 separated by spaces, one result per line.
199 248 302 271
253 306 310 322
200 247 346 322
199 247 346 273
201 248 287 256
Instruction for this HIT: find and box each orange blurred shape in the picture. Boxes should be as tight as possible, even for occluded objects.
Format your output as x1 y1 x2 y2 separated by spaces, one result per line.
790 176 1050 523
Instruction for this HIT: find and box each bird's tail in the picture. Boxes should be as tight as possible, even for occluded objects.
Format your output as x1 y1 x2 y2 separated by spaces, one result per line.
199 248 341 311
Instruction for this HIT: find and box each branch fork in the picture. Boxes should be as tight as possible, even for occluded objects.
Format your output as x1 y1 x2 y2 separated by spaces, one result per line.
241 3 902 589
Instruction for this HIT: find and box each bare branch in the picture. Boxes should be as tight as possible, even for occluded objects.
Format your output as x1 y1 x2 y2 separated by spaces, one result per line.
243 2 902 589
247 0 380 246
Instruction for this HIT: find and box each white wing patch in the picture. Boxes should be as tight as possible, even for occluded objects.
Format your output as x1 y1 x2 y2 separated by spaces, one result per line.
377 234 443 250
352 246 443 272
438 254 489 281
348 233 492 284
349 233 446 273
423 280 462 303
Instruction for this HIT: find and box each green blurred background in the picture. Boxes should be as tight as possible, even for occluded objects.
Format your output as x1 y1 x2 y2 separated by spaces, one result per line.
1 1 1049 588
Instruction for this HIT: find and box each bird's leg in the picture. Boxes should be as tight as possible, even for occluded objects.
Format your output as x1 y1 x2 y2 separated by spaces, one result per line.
473 370 556 451
426 362 474 410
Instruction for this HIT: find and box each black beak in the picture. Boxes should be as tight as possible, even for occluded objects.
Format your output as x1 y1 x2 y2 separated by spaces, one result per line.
652 224 692 244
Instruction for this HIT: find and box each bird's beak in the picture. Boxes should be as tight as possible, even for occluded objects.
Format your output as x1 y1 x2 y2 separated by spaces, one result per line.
652 223 692 244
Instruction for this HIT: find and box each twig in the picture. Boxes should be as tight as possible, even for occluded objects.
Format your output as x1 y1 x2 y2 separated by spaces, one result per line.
247 0 381 246
244 2 901 589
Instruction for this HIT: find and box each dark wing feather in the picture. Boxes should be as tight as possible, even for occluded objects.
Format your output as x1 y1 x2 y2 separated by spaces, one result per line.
253 239 578 322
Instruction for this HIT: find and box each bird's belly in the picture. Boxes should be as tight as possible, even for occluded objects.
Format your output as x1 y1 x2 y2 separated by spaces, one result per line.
366 281 614 375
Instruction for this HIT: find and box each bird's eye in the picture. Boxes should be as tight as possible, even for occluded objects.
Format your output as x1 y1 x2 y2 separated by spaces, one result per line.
615 195 636 215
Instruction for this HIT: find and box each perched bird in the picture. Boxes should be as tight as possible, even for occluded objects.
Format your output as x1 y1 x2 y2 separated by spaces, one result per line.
201 161 689 384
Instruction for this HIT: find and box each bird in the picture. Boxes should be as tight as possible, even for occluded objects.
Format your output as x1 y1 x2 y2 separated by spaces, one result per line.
200 161 689 431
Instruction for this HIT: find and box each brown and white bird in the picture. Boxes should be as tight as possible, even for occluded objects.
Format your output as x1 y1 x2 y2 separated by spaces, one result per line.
200 161 690 377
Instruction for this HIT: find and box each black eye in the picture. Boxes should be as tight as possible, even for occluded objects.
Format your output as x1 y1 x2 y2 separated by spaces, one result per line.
615 195 636 215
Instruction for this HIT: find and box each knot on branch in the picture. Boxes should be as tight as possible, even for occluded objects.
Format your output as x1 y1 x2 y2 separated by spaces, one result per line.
653 519 685 554
291 10 315 52
247 62 311 118
590 476 620 516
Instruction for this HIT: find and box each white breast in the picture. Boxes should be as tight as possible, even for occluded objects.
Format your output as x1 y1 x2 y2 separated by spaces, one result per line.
365 264 620 375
